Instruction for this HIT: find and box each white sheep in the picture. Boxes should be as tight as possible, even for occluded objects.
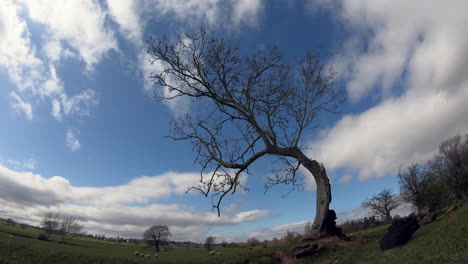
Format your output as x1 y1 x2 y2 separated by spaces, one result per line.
145 254 151 258
154 253 159 258
209 250 216 255
216 252 222 255
134 251 140 256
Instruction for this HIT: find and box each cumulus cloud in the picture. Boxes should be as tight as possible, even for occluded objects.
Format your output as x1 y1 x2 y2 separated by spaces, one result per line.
1 0 101 122
308 0 468 179
66 129 81 151
18 0 118 69
0 0 43 92
106 0 142 43
0 164 269 240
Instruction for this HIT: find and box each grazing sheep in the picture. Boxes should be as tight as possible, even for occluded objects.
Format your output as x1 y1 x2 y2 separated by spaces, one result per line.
134 251 140 256
154 253 159 258
145 254 151 258
138 253 145 257
209 251 216 255
216 252 222 255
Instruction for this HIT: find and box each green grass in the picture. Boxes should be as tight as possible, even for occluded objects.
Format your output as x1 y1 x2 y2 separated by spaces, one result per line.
0 202 466 264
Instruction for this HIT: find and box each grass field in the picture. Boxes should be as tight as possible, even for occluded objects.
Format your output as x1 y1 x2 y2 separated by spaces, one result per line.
1 201 466 264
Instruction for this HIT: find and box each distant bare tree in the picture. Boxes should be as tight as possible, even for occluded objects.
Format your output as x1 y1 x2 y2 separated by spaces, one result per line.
361 189 400 221
41 212 60 237
221 240 228 248
247 237 260 247
204 236 216 251
283 230 299 245
60 217 84 241
147 28 344 236
143 225 171 251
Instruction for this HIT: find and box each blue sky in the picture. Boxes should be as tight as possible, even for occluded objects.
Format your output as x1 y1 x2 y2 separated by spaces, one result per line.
1 0 467 242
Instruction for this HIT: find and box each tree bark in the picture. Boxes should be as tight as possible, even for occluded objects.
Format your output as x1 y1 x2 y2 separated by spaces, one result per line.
275 147 332 237
296 152 332 237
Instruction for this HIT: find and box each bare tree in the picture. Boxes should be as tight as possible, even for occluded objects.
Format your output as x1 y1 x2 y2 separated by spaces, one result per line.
429 134 468 200
147 28 344 236
247 237 260 247
6 218 16 226
283 230 299 245
143 225 171 251
60 217 84 241
361 189 400 221
41 212 60 237
221 240 228 248
398 163 446 215
204 236 216 251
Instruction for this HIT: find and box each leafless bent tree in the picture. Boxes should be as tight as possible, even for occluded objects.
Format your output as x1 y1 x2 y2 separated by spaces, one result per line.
361 189 400 221
146 29 344 236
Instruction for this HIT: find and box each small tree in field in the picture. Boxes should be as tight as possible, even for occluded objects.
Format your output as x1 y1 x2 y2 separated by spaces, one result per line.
283 230 299 245
59 217 84 241
41 212 60 237
143 225 171 251
147 28 344 237
205 236 216 251
6 218 16 226
221 240 228 248
361 189 400 221
247 237 260 247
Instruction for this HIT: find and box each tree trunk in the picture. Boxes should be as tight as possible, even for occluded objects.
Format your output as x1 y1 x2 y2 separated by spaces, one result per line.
296 151 332 237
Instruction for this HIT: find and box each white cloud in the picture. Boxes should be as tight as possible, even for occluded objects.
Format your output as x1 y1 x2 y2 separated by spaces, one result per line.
51 99 62 121
0 0 42 92
38 65 62 98
60 89 98 117
66 129 81 151
308 0 468 179
106 0 142 44
0 1 100 123
231 0 264 26
0 164 269 241
19 0 118 70
9 91 32 120
41 39 74 63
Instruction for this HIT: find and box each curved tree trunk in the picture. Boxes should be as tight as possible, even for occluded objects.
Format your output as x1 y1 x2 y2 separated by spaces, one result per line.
296 151 332 237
